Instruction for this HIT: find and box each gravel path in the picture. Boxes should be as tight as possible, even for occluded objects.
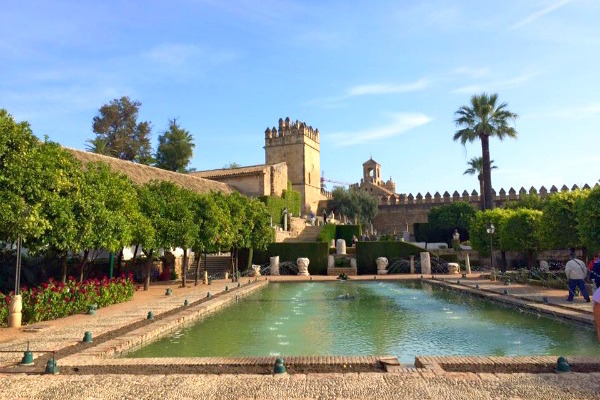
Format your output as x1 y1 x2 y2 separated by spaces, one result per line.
1 372 599 399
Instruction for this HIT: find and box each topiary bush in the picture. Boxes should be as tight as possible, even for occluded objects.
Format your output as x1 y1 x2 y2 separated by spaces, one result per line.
335 225 362 246
317 224 336 243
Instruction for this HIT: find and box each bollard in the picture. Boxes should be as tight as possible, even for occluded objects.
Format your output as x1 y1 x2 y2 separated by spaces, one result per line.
225 286 229 292
273 357 286 374
45 358 59 374
556 356 570 372
147 311 154 321
165 288 173 296
87 304 97 315
207 292 211 298
184 299 190 307
83 331 93 343
20 351 34 366
237 282 241 288
542 296 549 304
476 284 480 289
456 280 460 285
503 289 509 295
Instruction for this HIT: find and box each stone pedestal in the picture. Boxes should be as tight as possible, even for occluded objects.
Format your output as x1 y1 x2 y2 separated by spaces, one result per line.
420 252 431 275
465 253 471 274
270 256 280 276
297 258 310 276
447 263 460 274
350 258 357 269
376 257 389 275
330 239 336 248
410 255 415 274
8 295 22 328
336 239 346 255
328 255 335 268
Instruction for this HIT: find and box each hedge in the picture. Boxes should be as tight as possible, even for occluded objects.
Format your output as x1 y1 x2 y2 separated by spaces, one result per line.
252 242 329 275
258 186 302 226
317 224 336 243
356 241 424 274
336 225 361 246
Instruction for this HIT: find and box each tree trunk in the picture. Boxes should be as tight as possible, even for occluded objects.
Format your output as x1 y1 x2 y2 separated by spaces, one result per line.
480 135 494 210
501 251 507 273
144 249 153 291
182 248 188 288
247 248 254 272
79 249 89 283
61 252 68 283
194 252 201 286
116 249 124 275
478 174 485 211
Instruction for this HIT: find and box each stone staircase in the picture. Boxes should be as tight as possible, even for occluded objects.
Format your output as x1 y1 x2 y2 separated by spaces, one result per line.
283 225 323 242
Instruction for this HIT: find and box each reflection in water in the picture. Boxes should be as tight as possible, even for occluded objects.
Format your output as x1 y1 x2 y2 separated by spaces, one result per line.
128 281 600 363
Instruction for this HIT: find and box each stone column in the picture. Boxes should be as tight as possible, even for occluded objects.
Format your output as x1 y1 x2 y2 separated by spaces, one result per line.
328 255 335 269
270 256 280 276
465 253 471 274
350 258 357 269
336 239 346 255
297 258 310 276
410 255 415 274
376 257 389 275
283 214 288 231
8 295 22 328
330 239 336 248
420 252 431 275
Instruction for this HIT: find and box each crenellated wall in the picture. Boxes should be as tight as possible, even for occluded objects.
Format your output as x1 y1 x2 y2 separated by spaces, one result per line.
371 183 598 234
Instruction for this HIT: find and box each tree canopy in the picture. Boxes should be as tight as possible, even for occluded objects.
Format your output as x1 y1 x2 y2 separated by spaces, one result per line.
329 187 378 224
155 119 195 173
427 202 476 243
91 96 153 164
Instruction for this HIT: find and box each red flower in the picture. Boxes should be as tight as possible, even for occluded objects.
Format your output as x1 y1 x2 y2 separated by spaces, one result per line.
42 282 49 289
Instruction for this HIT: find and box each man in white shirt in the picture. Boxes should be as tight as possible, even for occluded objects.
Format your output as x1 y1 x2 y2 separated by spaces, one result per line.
565 252 590 302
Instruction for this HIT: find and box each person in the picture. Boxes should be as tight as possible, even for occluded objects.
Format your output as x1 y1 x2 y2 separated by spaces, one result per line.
352 235 358 247
322 210 327 224
310 212 315 226
593 287 600 341
565 252 590 302
592 253 600 289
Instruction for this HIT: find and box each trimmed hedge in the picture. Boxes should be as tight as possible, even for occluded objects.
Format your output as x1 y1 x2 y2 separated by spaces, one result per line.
258 183 301 226
336 225 361 246
317 224 336 243
437 253 459 263
356 241 424 274
253 242 329 275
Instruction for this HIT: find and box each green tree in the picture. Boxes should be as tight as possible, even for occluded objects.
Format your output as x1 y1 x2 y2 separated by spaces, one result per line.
577 186 600 254
500 209 543 269
155 119 195 172
454 93 518 210
503 193 545 211
427 202 476 243
329 187 378 224
469 208 514 271
538 191 588 251
226 192 252 280
91 96 153 164
245 199 275 271
223 162 241 169
84 137 110 155
463 157 497 210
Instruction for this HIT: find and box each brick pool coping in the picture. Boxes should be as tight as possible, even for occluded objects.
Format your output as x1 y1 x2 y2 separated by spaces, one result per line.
11 275 600 375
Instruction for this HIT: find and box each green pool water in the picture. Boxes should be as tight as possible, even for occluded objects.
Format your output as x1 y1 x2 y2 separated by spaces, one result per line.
127 281 600 363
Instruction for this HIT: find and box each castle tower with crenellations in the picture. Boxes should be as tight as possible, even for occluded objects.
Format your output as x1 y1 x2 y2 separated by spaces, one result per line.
264 117 322 212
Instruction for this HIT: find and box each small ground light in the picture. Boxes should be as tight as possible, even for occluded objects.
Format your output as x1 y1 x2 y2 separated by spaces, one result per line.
273 357 286 374
503 289 509 295
45 357 58 374
225 286 229 292
83 331 92 343
456 280 460 285
147 311 154 320
476 284 480 289
237 282 241 288
543 296 549 304
207 292 211 298
87 304 97 315
21 348 34 366
184 299 189 307
165 288 172 296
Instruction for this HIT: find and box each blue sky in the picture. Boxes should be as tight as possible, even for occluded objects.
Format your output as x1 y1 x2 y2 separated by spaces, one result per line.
2 0 599 196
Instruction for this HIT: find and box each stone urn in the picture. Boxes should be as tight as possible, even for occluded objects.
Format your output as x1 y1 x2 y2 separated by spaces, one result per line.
249 265 262 277
376 257 389 275
297 258 310 276
270 256 280 276
447 262 460 275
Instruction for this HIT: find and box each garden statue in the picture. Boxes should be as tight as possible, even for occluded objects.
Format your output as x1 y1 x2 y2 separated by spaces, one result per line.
336 239 347 255
250 265 262 277
270 256 280 275
376 257 389 275
297 258 310 276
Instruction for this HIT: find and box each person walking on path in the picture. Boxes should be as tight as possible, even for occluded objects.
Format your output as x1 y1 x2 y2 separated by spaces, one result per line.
565 252 590 302
589 252 600 289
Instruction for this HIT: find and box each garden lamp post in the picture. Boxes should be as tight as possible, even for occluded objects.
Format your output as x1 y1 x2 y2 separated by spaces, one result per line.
486 223 495 280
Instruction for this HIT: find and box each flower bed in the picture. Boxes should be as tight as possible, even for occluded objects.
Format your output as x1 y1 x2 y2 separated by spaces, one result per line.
0 274 135 326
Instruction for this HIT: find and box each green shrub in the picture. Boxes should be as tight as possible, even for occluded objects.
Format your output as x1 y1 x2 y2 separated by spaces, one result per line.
356 241 423 274
317 224 336 243
253 242 329 275
258 184 302 226
336 225 361 246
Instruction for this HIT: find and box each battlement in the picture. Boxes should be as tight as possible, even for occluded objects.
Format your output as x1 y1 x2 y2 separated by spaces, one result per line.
265 117 320 146
377 183 598 206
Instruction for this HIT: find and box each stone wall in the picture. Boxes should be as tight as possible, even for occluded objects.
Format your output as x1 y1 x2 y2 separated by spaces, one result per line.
208 174 264 197
270 163 288 197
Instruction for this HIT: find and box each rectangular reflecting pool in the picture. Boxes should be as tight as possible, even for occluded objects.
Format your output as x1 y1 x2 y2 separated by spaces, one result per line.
127 281 600 363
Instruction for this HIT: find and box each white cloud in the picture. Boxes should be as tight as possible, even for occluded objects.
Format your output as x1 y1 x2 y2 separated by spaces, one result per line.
309 79 429 107
452 73 535 94
327 112 432 147
510 0 574 30
541 102 600 119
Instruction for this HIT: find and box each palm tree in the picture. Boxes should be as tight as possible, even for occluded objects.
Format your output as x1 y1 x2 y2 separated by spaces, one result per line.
463 157 497 210
85 137 111 156
454 93 518 210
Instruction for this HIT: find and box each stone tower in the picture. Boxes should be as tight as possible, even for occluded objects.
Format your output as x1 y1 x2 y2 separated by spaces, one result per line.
264 117 321 213
363 158 381 185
